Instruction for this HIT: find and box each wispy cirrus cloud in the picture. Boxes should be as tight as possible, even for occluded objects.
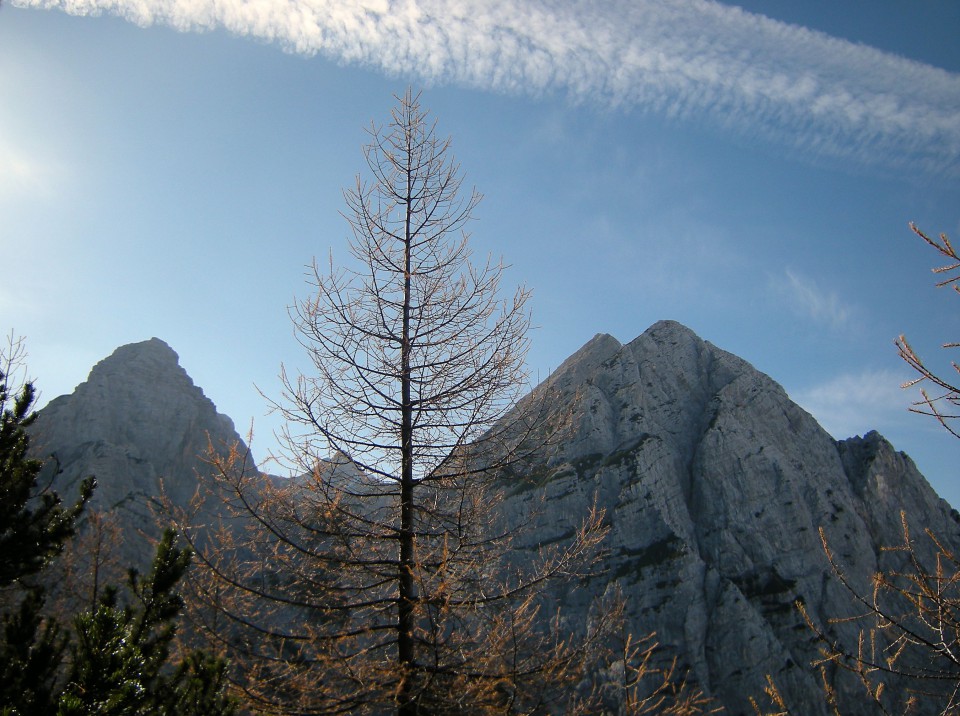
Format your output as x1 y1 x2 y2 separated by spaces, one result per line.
791 368 913 440
773 269 853 330
14 0 960 173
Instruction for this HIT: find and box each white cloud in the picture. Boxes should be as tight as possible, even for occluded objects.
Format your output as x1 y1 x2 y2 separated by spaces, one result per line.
13 0 960 173
791 369 914 440
774 269 852 329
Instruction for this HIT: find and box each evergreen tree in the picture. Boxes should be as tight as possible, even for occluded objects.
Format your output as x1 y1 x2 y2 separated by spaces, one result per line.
0 587 67 715
0 348 93 588
0 340 234 714
59 530 234 716
0 340 92 714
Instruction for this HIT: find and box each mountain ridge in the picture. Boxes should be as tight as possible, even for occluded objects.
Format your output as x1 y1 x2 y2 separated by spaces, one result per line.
30 321 960 713
504 319 959 713
31 336 253 564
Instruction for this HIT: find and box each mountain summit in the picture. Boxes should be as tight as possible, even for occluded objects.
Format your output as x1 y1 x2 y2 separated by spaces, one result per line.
32 338 250 563
31 324 960 713
502 319 960 713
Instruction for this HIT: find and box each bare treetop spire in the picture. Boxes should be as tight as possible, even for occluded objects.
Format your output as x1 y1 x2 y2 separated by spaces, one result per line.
284 86 532 485
183 90 605 715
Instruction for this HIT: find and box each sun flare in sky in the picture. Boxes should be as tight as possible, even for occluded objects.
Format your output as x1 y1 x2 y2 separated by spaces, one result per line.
2 1 959 501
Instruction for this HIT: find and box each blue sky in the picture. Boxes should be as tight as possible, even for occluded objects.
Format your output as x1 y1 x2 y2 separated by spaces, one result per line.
2 1 959 503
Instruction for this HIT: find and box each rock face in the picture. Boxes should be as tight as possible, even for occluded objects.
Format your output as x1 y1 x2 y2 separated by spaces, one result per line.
501 320 960 714
30 325 960 713
31 338 250 565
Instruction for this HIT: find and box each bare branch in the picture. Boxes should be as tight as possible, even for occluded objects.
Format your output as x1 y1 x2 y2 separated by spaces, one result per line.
178 89 608 714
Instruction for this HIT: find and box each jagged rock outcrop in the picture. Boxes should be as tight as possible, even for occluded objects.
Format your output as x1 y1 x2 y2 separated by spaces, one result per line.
501 320 960 714
31 338 251 565
29 325 960 713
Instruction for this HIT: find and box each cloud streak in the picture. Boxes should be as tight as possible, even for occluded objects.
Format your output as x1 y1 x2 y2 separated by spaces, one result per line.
15 0 960 172
791 369 913 440
776 269 852 330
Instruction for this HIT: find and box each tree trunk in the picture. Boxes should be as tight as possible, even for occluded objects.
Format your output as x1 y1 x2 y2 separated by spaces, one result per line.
397 151 417 716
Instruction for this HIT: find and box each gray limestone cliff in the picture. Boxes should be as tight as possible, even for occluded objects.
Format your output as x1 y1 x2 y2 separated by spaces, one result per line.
28 325 960 713
499 320 960 714
31 338 251 564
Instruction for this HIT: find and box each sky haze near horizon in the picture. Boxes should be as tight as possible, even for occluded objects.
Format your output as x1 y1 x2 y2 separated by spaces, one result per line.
2 1 959 503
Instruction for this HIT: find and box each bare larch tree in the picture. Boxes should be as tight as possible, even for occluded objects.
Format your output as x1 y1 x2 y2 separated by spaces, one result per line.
897 223 960 438
181 89 605 715
783 224 960 716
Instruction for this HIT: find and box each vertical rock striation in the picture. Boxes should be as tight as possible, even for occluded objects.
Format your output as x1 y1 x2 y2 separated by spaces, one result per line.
31 338 252 565
29 326 960 712
502 320 960 714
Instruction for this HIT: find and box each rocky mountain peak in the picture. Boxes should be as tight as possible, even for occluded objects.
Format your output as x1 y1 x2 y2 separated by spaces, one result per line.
838 430 960 543
32 338 249 563
99 336 179 366
545 333 621 386
38 338 234 452
28 325 960 714
85 337 191 394
637 318 700 342
504 320 960 714
81 337 184 393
